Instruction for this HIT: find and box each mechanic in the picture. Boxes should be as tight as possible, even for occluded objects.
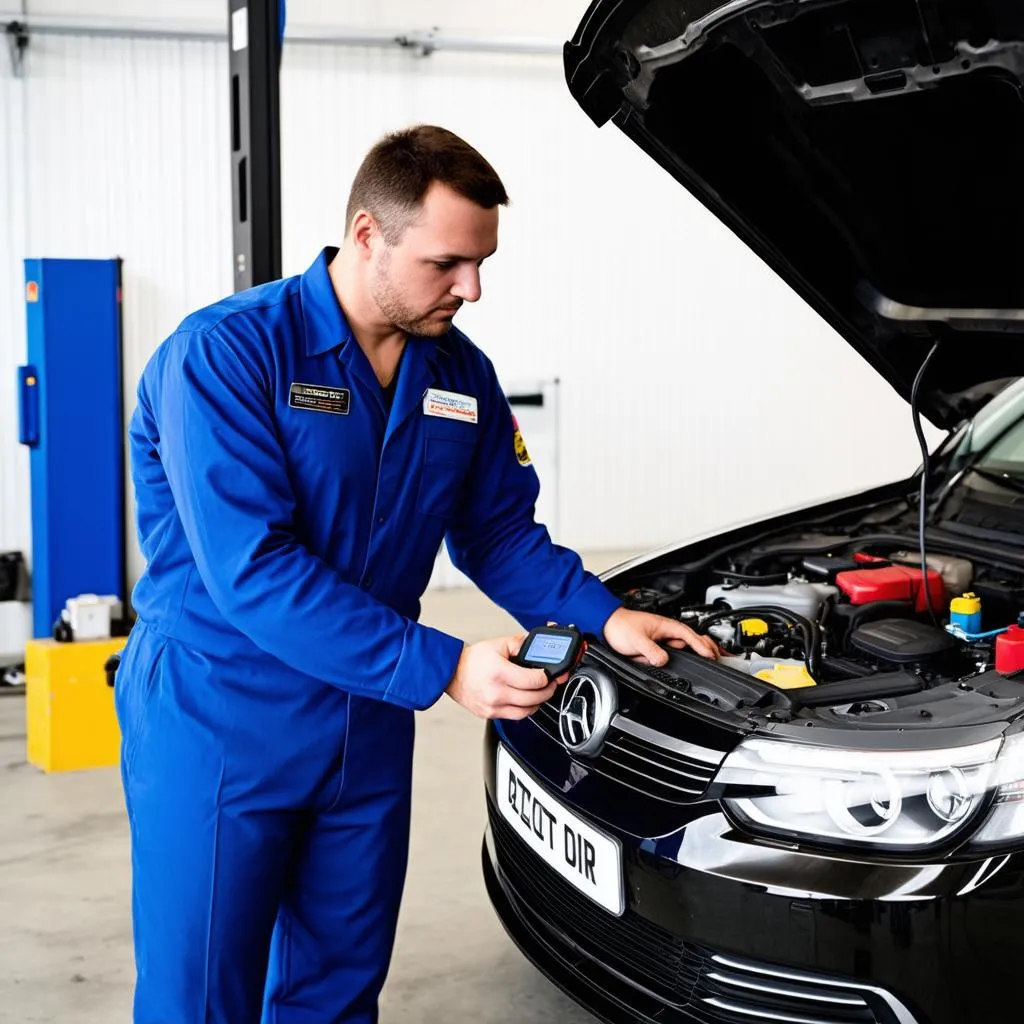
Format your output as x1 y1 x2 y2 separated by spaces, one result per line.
115 124 719 1024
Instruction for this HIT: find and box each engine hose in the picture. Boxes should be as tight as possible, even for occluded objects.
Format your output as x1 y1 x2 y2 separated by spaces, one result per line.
710 568 790 586
696 605 823 681
817 593 837 632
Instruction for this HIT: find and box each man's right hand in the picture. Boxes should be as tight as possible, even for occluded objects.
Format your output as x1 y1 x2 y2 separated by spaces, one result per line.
445 635 562 720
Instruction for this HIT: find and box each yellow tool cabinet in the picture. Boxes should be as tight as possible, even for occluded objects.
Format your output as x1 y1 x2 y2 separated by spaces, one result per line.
25 637 126 772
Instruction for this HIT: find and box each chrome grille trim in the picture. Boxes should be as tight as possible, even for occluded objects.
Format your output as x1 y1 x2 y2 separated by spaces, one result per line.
705 971 863 1006
602 737 718 783
711 955 921 1024
610 714 726 764
702 997 842 1024
591 748 708 795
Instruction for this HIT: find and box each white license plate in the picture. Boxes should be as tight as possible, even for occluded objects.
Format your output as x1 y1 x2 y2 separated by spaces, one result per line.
496 745 625 916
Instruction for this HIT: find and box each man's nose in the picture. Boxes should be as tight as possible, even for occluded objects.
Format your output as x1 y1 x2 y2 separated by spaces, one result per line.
451 266 482 303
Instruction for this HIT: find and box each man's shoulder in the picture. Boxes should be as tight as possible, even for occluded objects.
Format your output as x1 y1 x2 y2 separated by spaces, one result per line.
439 326 497 380
176 274 302 341
150 275 305 382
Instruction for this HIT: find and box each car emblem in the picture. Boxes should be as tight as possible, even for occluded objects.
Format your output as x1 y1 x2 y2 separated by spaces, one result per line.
558 671 617 757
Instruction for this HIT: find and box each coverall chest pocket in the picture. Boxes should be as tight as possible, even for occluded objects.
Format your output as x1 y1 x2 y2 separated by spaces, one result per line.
417 417 477 518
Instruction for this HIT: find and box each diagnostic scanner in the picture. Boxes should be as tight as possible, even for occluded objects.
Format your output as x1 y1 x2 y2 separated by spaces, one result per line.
512 624 585 680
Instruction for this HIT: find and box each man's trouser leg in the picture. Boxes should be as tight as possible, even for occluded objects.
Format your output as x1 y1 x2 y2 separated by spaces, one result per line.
263 695 416 1023
116 624 361 1023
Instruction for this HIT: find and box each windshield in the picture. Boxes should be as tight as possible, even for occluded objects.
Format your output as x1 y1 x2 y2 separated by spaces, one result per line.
950 378 1024 476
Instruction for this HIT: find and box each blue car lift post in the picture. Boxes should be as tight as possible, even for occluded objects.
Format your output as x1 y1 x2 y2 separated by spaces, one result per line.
19 259 127 641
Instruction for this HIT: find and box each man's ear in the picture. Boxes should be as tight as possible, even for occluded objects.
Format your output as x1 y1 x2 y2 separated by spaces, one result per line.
350 210 379 259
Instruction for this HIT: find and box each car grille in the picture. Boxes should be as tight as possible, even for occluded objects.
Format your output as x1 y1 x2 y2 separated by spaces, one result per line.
489 800 704 1003
532 701 719 803
489 800 911 1024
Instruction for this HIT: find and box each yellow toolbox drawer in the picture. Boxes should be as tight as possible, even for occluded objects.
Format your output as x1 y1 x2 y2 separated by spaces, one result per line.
25 637 127 772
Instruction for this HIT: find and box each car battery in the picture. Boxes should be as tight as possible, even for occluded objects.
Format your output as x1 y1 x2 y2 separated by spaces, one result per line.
835 566 945 615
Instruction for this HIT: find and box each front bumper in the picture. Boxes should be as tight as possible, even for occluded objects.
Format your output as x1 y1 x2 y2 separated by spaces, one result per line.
483 720 1024 1024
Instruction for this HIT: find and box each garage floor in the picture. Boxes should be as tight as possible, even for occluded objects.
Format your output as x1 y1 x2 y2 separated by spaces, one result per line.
0 552 637 1023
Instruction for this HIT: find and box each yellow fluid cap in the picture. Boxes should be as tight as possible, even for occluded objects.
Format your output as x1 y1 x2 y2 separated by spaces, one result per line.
739 618 769 638
754 664 817 690
951 592 981 615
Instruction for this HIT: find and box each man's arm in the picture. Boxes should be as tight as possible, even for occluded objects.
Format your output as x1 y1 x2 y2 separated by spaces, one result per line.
443 361 621 638
149 328 464 711
444 358 719 665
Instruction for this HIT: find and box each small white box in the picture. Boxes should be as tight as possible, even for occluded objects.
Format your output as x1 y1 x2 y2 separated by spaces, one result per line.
65 594 122 641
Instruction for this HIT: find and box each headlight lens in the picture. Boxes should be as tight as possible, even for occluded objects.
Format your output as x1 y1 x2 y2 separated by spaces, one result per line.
717 736 1002 850
972 733 1024 845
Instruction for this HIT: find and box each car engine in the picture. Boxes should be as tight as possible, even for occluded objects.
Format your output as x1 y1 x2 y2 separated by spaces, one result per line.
616 530 1024 729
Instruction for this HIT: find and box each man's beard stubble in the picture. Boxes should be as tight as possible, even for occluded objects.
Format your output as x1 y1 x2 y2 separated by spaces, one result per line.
371 252 459 339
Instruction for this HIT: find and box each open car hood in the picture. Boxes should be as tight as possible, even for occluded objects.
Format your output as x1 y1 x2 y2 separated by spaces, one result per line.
565 0 1024 428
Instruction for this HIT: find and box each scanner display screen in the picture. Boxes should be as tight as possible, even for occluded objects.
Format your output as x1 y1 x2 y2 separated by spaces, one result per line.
524 633 573 665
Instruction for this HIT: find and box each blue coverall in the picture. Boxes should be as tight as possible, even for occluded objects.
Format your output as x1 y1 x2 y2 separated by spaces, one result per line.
116 247 622 1023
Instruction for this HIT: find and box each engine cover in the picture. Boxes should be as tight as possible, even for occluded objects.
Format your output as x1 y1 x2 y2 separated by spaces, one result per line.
849 618 955 664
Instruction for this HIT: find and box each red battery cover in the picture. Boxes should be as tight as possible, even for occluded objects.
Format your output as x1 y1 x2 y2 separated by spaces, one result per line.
853 552 890 565
996 626 1024 675
835 566 945 614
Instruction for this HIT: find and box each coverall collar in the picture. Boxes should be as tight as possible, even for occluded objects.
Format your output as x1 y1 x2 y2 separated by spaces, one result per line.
300 248 454 437
300 247 447 368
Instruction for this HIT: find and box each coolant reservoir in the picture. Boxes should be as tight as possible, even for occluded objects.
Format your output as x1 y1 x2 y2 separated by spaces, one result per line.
705 581 838 621
754 663 816 689
720 654 816 688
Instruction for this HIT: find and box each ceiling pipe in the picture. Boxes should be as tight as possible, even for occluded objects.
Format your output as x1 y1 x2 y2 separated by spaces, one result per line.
0 13 562 56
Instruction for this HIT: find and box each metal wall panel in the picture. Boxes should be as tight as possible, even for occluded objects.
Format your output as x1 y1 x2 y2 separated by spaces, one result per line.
0 58 29 562
0 32 938 602
0 32 232 587
279 44 936 555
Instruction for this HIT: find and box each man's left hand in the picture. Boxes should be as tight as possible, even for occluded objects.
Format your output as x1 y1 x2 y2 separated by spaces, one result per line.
602 607 720 666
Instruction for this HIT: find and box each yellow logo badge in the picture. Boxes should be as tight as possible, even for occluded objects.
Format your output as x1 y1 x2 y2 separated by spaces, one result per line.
512 416 531 467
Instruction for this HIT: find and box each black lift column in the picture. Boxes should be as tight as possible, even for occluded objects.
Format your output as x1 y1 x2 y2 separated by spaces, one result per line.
228 0 283 291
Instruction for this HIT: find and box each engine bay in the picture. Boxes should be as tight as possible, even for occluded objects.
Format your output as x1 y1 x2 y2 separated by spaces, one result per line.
614 520 1024 732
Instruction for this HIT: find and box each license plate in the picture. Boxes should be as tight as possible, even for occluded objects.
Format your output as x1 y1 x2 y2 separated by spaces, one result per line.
496 745 625 916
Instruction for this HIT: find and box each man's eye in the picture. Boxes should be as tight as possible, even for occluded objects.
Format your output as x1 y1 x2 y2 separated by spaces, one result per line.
434 261 455 270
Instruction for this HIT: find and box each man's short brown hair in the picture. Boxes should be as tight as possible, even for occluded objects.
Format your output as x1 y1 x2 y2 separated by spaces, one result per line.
345 125 509 244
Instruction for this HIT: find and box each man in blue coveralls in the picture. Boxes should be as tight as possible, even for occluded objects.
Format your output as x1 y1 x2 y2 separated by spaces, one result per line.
116 125 719 1023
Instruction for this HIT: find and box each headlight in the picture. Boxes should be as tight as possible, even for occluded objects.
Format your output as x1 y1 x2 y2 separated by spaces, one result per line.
973 732 1024 846
717 735 1002 851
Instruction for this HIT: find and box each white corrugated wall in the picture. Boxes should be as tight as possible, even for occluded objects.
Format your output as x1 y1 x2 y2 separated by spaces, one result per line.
0 30 936 599
0 56 29 561
0 32 233 589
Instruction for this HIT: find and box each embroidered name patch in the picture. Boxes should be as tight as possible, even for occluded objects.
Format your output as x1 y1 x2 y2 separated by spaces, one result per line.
423 388 478 424
289 383 350 415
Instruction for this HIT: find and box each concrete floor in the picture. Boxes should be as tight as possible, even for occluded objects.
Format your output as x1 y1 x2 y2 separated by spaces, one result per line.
0 552 638 1023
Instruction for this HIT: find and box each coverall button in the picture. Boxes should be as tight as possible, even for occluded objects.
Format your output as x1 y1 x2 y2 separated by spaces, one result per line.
361 575 373 590
377 516 385 525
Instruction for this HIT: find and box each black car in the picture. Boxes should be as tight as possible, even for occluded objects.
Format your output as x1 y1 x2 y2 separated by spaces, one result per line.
482 2 1024 1023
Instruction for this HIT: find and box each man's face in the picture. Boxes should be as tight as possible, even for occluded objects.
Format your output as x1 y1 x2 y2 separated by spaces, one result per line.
369 182 499 338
